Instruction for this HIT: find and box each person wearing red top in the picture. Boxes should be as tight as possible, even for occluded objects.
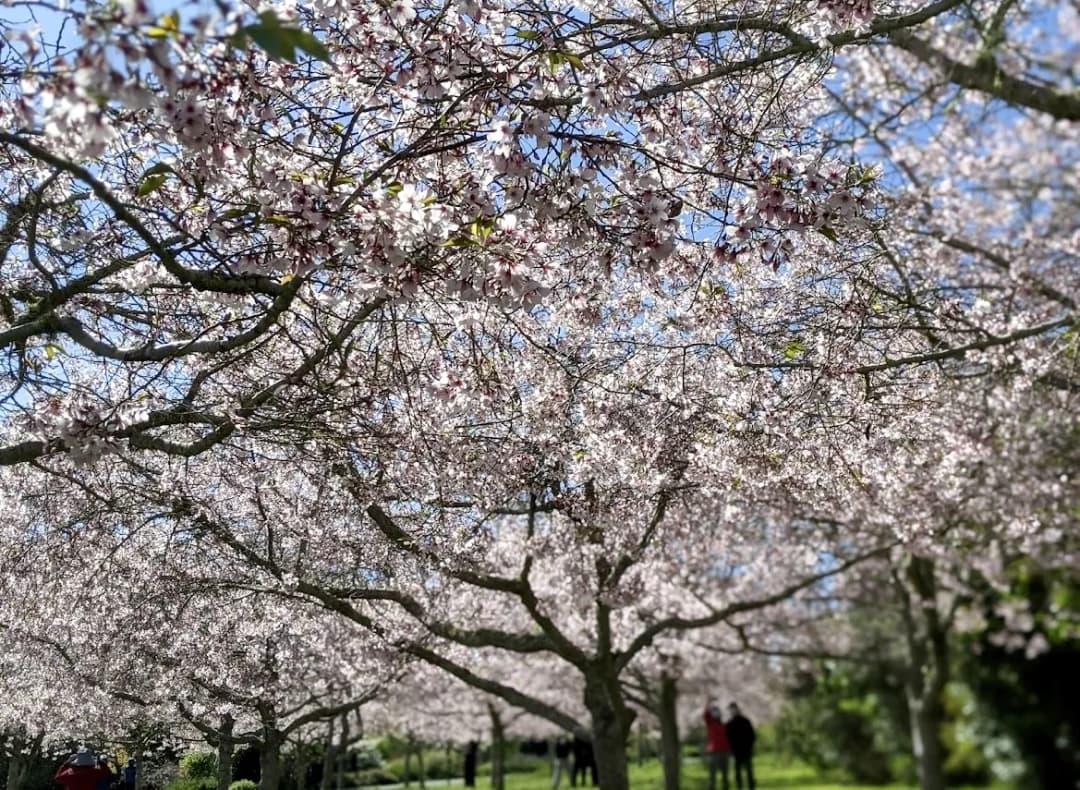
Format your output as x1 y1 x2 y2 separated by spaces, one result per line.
55 752 113 790
704 701 731 790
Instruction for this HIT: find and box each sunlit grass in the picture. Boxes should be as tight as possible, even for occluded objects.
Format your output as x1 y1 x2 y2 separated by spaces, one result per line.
469 753 1008 790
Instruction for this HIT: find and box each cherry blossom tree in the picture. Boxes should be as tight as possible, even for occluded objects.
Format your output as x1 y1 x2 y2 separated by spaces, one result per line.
0 472 408 790
2 0 956 471
2 3 1078 790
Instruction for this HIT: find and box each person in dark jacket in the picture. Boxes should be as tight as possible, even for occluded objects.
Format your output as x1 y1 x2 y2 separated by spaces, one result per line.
462 741 478 788
570 736 596 787
123 760 137 790
726 703 756 790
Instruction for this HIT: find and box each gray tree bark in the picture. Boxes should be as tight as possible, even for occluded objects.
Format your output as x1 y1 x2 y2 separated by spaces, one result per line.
217 714 235 790
259 730 284 790
584 670 633 790
4 730 44 790
488 705 505 790
319 720 336 790
658 674 681 790
335 714 349 790
896 556 949 790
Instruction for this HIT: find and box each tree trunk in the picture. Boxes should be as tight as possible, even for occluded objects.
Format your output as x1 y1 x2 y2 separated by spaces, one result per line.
896 555 949 790
260 731 284 790
403 746 411 790
5 753 28 790
584 674 633 790
590 714 630 790
294 749 309 790
217 714 235 790
336 714 350 790
5 730 42 790
417 741 426 790
658 674 681 790
488 704 505 790
908 693 947 790
319 720 336 790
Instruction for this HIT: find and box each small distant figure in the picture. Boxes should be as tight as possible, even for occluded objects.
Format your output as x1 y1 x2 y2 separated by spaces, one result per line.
726 703 756 790
704 701 730 790
551 737 572 789
570 736 596 787
55 752 113 790
123 759 137 790
462 741 478 788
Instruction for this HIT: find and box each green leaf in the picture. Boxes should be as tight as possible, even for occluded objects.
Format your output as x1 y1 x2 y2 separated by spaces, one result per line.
146 10 180 38
136 173 168 197
142 162 175 177
43 342 61 361
245 23 302 62
817 226 838 242
856 164 882 185
469 218 495 243
441 236 478 248
291 29 330 61
560 51 584 70
783 340 805 360
547 50 584 70
221 206 254 220
243 11 330 63
385 181 404 195
514 30 540 40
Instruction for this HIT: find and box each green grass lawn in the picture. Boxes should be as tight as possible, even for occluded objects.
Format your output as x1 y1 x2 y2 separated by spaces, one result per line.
473 754 1008 790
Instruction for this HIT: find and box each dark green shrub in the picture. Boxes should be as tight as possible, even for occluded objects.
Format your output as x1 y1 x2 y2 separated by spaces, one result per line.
229 780 258 790
374 735 407 760
351 743 383 771
773 666 906 785
179 753 218 780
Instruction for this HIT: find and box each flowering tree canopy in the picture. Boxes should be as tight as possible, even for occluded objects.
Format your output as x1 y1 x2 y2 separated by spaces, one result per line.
2 1 1078 790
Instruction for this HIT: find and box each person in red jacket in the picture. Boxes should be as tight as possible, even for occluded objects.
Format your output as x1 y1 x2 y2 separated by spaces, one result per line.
704 701 731 790
55 752 113 790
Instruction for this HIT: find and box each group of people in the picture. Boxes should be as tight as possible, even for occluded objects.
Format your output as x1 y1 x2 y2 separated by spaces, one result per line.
550 735 597 788
548 702 754 790
704 701 756 790
54 752 137 790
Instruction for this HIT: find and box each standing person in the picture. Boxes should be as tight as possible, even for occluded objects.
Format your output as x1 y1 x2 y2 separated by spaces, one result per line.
704 701 731 790
55 752 112 790
726 703 756 790
122 760 137 790
551 737 572 789
94 757 115 790
570 736 596 787
462 741 478 788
